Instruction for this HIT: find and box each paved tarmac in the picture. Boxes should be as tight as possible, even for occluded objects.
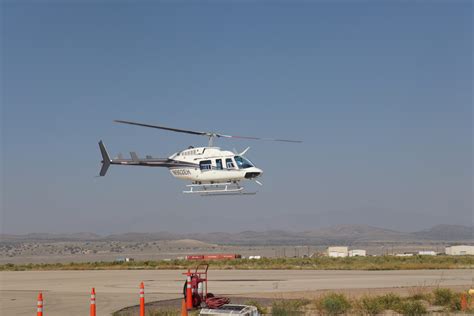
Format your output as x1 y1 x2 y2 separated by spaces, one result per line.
0 269 472 315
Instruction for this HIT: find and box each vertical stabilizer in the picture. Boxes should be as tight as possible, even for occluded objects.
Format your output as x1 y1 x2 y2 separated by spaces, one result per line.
99 140 111 176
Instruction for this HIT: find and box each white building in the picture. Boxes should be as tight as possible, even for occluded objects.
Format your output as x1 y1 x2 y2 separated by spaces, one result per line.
349 249 367 257
328 246 348 257
248 256 262 260
445 245 474 256
418 250 436 256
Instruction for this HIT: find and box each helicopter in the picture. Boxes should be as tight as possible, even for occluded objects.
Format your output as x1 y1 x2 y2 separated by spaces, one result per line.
98 120 301 195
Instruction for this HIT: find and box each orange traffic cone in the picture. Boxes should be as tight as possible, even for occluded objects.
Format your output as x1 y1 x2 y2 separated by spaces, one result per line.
181 298 188 316
37 292 43 316
139 282 145 316
90 288 96 316
185 270 193 310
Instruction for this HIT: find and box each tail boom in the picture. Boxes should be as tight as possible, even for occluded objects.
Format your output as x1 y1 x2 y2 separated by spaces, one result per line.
98 140 198 177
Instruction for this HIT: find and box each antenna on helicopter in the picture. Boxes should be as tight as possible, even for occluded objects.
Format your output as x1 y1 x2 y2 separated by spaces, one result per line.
114 120 302 147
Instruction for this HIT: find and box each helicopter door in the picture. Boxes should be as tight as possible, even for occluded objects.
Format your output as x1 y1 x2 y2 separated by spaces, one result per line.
225 158 235 169
215 159 223 170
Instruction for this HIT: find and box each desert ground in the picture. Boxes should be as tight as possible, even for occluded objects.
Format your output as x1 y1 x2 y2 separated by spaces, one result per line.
1 269 472 315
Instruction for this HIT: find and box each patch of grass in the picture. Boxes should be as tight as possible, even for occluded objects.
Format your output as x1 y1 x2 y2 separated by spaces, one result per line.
271 299 309 315
359 295 384 315
408 284 432 301
409 292 432 301
316 293 351 315
355 293 404 315
291 299 311 308
244 300 268 314
394 300 427 315
1 255 473 271
433 288 454 306
271 302 301 315
146 310 179 316
377 293 403 310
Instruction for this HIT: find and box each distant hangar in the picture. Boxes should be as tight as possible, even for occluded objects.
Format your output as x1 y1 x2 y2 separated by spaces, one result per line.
445 245 474 256
327 247 367 257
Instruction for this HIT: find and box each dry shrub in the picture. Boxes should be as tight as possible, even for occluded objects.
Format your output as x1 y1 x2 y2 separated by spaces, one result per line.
315 293 351 315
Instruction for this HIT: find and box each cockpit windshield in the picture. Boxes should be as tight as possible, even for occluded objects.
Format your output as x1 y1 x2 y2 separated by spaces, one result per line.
234 156 254 169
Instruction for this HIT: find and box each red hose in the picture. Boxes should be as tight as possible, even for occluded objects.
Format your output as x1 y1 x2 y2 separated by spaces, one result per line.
205 296 230 309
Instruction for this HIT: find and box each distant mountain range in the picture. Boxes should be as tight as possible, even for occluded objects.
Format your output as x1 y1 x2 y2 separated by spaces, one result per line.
412 224 473 241
1 224 472 245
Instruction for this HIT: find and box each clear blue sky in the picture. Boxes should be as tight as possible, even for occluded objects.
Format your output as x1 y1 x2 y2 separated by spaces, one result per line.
2 1 472 234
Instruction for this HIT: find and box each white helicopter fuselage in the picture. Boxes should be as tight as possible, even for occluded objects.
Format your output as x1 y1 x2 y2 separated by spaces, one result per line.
168 147 262 184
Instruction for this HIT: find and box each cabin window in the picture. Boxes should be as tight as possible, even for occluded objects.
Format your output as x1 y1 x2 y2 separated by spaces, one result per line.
215 159 223 170
225 158 235 169
234 155 254 169
199 160 212 170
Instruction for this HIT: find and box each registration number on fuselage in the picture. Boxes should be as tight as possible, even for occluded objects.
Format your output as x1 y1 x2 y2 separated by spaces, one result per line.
171 169 191 176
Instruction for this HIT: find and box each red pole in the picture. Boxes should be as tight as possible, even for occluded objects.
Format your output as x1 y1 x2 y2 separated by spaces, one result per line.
139 282 145 316
37 292 43 316
90 288 96 316
186 269 193 309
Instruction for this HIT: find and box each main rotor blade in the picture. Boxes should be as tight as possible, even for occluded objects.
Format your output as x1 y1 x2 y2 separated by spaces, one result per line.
218 134 302 143
114 120 302 143
114 120 209 136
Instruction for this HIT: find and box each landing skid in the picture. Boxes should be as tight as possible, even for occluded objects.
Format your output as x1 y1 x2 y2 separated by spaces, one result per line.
183 182 256 196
